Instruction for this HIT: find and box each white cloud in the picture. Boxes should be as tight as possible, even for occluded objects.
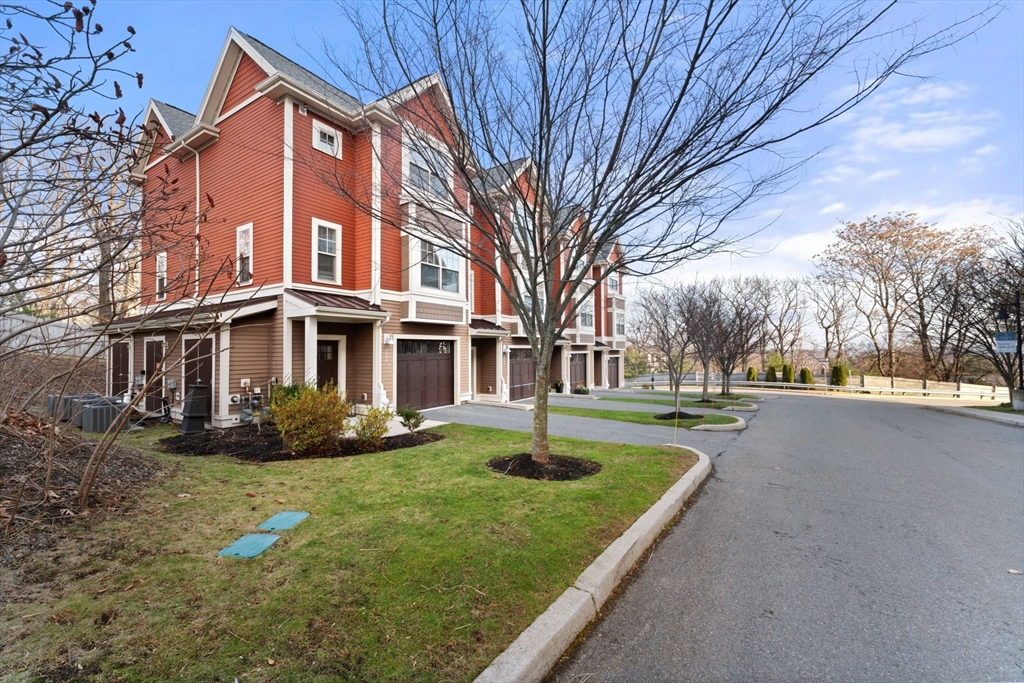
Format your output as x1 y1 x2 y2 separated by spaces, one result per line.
848 111 991 156
973 143 998 156
864 169 902 183
818 202 846 215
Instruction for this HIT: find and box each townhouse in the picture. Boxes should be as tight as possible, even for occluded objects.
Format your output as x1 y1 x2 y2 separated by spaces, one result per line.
106 28 625 427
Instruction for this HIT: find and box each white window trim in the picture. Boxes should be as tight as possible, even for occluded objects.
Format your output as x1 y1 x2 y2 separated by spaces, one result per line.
236 223 253 286
402 131 453 204
312 119 342 159
615 311 626 337
155 251 167 301
411 235 462 298
579 295 595 330
312 218 342 285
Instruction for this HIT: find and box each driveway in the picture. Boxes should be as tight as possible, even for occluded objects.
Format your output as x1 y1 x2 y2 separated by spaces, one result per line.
549 391 1024 682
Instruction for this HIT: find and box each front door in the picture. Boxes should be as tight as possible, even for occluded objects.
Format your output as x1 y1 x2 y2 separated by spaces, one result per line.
183 338 214 417
569 353 587 391
608 357 620 389
111 341 130 397
144 339 164 413
317 340 339 390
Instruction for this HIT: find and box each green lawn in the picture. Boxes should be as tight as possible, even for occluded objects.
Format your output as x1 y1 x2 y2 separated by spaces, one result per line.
970 402 1024 415
600 396 752 409
1 423 697 683
548 405 739 429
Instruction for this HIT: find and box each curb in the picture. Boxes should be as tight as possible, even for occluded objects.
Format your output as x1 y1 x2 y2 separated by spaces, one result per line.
721 404 758 412
922 405 1024 428
474 447 712 683
466 400 534 411
691 416 746 431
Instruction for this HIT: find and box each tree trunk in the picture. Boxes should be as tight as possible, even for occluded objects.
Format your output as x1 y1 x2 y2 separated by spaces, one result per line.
701 358 711 401
531 363 550 464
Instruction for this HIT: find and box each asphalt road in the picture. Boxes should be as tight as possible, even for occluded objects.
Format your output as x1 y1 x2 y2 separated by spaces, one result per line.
548 392 1024 682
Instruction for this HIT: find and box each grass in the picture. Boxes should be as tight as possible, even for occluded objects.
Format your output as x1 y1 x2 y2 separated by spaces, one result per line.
970 402 1024 415
548 405 739 429
599 396 752 409
1 423 697 682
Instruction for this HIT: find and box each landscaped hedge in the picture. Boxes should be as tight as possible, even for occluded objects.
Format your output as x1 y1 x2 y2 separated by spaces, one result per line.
830 364 849 386
799 367 815 384
746 367 757 381
782 364 795 384
765 366 778 382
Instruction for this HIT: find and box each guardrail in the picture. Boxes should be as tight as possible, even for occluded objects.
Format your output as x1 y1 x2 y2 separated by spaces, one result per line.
625 379 1010 401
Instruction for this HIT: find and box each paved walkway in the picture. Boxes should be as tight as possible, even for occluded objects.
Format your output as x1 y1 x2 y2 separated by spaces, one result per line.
550 392 1024 682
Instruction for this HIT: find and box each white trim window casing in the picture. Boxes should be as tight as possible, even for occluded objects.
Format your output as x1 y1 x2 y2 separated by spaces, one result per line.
615 311 626 337
579 296 594 329
419 240 459 293
155 251 167 301
236 223 253 286
313 219 341 284
607 272 619 294
313 120 342 159
407 137 450 200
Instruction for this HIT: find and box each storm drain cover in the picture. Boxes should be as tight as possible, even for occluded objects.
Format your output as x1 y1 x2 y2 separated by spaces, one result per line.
218 534 280 558
258 511 310 531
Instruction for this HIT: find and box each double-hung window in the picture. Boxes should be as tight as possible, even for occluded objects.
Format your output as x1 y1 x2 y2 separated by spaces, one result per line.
314 221 341 283
579 297 594 328
616 312 626 336
236 224 252 286
420 241 459 292
313 121 341 158
155 252 167 300
409 140 448 199
608 273 619 293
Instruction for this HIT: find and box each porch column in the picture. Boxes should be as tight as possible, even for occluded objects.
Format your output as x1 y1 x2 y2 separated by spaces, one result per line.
304 316 317 385
372 320 383 406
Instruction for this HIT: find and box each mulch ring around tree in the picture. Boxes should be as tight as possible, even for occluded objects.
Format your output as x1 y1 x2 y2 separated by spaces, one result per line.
654 411 701 420
159 423 444 463
487 453 602 481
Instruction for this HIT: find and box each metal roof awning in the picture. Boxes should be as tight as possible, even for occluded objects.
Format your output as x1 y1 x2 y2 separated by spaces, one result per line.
469 318 509 337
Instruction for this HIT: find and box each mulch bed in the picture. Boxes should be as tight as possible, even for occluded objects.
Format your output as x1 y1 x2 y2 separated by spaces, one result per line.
654 411 701 420
159 423 444 462
487 453 602 481
0 410 166 561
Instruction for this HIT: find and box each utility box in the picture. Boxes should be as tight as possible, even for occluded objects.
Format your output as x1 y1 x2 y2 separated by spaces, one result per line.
180 384 210 434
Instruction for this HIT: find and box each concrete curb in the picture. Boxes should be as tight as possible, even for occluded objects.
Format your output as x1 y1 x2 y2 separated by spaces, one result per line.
466 400 534 411
474 447 712 683
691 416 747 431
721 404 759 412
923 405 1024 428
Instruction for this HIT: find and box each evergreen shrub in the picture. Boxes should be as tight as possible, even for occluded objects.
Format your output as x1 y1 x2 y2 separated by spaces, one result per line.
799 367 815 384
765 366 778 382
746 367 757 381
782 364 795 383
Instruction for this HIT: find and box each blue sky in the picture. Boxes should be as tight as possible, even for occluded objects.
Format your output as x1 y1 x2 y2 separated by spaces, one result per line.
102 0 1023 279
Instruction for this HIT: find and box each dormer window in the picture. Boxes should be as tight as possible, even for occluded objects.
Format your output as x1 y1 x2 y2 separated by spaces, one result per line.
409 140 448 199
313 120 342 158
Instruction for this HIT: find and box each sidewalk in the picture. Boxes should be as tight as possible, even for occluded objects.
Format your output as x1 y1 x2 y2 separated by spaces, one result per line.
922 405 1024 428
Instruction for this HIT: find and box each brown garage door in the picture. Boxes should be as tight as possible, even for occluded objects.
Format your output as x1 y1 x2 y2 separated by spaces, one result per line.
509 348 536 401
396 340 454 410
569 353 587 391
608 357 620 389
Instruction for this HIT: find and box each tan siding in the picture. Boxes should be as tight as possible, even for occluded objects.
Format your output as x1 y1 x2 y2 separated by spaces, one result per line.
473 338 498 395
291 320 305 382
380 297 470 402
228 311 278 398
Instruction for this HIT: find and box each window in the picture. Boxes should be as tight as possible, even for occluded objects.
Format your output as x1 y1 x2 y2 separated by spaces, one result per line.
420 241 459 292
313 121 341 158
155 252 167 300
314 221 341 283
608 273 619 293
579 297 594 328
236 224 252 286
409 140 448 198
616 312 626 336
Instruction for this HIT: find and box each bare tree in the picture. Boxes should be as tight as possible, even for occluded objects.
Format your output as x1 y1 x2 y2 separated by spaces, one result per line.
630 287 688 412
714 277 766 396
805 273 858 365
758 277 805 364
319 0 994 463
678 281 723 403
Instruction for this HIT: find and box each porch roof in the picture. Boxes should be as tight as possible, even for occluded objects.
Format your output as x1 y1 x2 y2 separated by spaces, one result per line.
100 295 278 331
469 318 509 337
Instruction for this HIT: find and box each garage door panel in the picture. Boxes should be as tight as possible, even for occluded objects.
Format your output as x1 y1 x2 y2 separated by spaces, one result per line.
509 348 535 401
397 340 454 410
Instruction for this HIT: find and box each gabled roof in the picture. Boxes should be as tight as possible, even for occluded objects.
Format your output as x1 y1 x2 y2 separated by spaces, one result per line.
477 158 532 194
151 100 196 139
236 30 362 112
